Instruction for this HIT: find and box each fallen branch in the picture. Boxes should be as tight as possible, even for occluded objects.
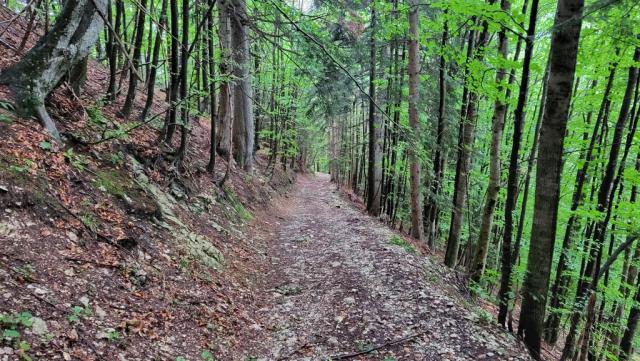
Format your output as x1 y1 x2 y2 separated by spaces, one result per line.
329 331 428 360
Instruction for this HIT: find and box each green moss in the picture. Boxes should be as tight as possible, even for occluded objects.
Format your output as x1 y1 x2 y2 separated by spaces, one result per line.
223 186 253 222
94 170 127 196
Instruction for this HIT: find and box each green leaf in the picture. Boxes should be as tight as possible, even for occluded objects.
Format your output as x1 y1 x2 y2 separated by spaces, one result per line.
3 328 20 339
0 114 12 124
201 350 215 361
18 312 33 327
39 141 52 151
18 340 30 351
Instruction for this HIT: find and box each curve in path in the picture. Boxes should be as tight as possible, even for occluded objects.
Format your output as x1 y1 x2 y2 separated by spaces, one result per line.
246 175 532 361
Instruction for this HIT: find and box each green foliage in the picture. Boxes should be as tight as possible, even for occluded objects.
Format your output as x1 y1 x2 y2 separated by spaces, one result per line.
110 151 125 166
105 329 121 342
88 101 108 126
223 187 253 222
0 114 12 124
0 311 33 360
80 213 98 232
0 100 15 112
64 148 89 171
38 141 52 151
67 305 92 324
201 350 215 361
12 263 36 281
387 235 416 254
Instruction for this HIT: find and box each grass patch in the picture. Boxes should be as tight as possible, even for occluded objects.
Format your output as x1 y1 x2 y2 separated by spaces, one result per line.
388 235 416 254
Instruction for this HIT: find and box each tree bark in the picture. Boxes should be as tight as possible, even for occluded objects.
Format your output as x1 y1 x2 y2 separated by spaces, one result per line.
140 0 167 121
366 5 383 217
518 0 585 357
0 0 107 141
106 0 123 101
424 13 448 249
175 0 190 166
229 0 254 171
470 0 510 283
206 3 218 173
162 0 180 144
407 0 423 241
544 63 617 345
120 0 147 119
216 0 233 159
497 0 540 326
444 9 493 267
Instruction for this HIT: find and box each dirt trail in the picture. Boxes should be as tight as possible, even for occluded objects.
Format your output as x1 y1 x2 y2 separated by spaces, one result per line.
245 175 532 360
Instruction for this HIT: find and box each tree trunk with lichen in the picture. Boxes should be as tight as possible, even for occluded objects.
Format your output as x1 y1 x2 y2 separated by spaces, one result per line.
0 0 106 141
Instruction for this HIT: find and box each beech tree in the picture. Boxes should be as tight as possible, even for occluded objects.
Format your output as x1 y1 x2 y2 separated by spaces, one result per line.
0 0 107 140
518 0 585 357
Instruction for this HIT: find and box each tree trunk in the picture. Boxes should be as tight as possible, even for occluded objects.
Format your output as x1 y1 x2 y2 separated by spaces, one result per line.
106 0 123 101
175 0 190 166
407 0 423 241
583 45 640 294
444 9 493 267
497 0 540 326
545 63 616 345
162 0 180 144
141 0 168 121
424 13 448 249
229 0 253 171
470 0 510 283
518 0 585 357
620 277 640 361
206 3 218 173
216 0 233 159
120 0 147 119
366 5 383 217
0 0 107 141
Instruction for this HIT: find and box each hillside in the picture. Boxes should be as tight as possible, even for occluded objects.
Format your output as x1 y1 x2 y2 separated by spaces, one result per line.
0 5 295 360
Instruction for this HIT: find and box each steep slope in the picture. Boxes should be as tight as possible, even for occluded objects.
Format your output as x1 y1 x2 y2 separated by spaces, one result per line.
0 6 294 360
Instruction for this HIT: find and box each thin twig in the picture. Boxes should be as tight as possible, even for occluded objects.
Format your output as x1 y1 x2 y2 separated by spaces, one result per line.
329 331 428 360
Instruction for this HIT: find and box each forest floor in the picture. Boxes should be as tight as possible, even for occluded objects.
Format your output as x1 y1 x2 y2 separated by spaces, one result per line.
242 174 533 361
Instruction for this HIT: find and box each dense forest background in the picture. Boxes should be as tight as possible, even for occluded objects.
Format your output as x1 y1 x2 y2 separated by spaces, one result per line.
1 0 640 359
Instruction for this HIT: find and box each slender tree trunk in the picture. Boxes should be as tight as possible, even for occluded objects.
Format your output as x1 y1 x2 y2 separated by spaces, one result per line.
497 0 540 326
544 69 616 345
162 0 180 144
570 44 640 359
141 0 168 121
106 0 123 101
120 0 147 119
230 0 254 171
425 13 448 249
583 45 640 293
620 277 640 361
366 5 383 216
444 9 493 267
470 0 510 282
518 0 585 357
407 0 423 240
207 3 218 173
175 0 190 165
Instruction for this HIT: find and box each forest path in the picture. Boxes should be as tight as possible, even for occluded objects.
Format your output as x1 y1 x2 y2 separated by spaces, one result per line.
245 175 532 361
